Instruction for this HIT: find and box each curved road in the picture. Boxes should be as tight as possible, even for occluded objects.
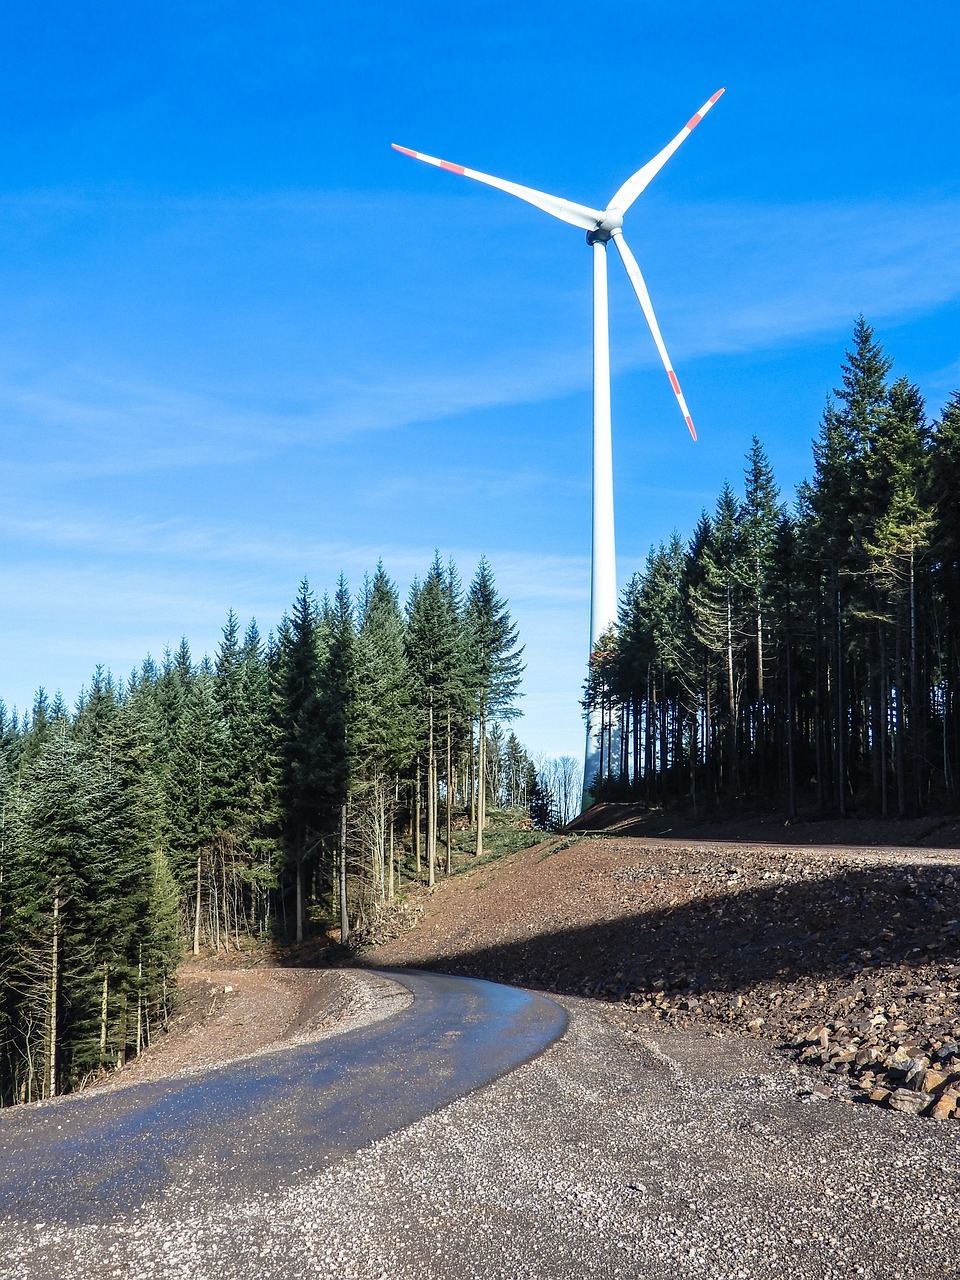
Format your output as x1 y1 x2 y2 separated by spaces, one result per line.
0 969 566 1225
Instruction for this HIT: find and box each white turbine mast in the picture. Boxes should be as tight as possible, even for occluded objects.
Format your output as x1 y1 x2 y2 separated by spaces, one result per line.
393 88 724 809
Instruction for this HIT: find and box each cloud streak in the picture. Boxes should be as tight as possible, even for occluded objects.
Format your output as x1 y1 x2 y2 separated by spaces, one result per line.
1 188 958 483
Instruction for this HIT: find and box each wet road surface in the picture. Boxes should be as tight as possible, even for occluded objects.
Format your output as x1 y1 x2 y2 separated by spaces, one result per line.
0 969 566 1225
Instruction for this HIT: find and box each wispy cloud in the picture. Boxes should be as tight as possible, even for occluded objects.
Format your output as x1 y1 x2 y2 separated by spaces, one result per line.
0 507 588 604
1 188 957 480
621 195 960 360
0 505 590 751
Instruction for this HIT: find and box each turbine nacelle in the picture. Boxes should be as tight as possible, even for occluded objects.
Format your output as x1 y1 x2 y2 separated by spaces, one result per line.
589 208 624 243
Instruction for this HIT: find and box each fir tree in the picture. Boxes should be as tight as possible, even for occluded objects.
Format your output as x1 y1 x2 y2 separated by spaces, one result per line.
465 559 524 856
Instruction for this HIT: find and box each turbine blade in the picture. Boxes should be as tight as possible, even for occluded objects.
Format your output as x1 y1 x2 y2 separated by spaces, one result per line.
608 89 725 215
391 143 604 231
612 231 697 441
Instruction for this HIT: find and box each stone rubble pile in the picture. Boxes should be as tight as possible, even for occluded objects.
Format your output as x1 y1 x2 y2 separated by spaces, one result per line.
612 963 960 1119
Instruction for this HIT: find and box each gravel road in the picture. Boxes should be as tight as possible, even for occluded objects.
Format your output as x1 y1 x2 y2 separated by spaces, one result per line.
2 994 956 1280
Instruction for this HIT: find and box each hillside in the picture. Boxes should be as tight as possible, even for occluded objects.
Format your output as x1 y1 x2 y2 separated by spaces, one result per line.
367 832 960 1119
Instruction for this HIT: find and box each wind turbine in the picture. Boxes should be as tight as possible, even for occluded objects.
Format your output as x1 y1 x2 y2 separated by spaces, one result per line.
393 89 724 809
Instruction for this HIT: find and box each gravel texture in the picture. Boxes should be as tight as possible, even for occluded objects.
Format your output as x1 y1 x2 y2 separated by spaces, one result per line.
4 998 958 1279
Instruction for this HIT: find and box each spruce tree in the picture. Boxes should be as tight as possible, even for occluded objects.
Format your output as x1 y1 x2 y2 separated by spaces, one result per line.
465 559 524 856
355 565 414 902
11 727 96 1098
407 560 462 882
931 390 960 796
276 582 331 942
741 438 784 785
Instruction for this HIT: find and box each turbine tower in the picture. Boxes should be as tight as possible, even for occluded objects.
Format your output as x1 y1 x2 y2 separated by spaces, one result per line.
393 89 724 809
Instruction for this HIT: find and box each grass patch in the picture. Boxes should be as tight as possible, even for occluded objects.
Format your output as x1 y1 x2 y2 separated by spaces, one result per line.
445 811 553 876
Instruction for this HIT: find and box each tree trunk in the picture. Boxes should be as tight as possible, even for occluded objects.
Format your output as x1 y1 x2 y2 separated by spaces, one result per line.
909 543 921 812
689 709 698 820
756 594 765 796
633 694 641 787
48 881 60 1099
814 602 826 812
445 712 453 876
339 802 350 944
427 704 436 886
879 622 889 819
221 848 231 953
598 692 606 786
193 853 202 955
469 729 477 828
100 962 109 1060
785 616 797 820
136 944 143 1057
725 585 740 802
475 708 487 857
388 779 396 902
294 857 304 943
896 608 907 819
834 574 846 817
703 664 712 808
645 667 655 803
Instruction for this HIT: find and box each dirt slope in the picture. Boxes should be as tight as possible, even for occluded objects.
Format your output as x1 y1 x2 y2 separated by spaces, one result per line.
80 964 408 1098
368 833 960 1117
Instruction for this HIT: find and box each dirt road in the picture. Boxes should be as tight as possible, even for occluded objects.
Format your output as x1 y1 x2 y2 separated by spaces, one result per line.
3 832 958 1277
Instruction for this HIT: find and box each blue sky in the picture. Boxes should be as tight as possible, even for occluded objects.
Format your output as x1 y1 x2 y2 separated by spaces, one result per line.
2 1 960 759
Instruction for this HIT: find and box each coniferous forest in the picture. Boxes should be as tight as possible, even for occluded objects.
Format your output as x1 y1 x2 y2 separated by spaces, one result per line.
588 318 960 822
0 555 529 1104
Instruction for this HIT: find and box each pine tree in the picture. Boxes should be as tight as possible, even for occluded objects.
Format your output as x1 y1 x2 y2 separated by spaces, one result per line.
407 559 462 883
465 559 524 856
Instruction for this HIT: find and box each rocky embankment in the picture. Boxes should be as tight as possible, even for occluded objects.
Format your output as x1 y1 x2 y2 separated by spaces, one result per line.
366 835 960 1121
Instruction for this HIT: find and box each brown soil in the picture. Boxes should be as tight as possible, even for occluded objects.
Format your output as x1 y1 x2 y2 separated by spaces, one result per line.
367 831 960 1118
80 961 407 1098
